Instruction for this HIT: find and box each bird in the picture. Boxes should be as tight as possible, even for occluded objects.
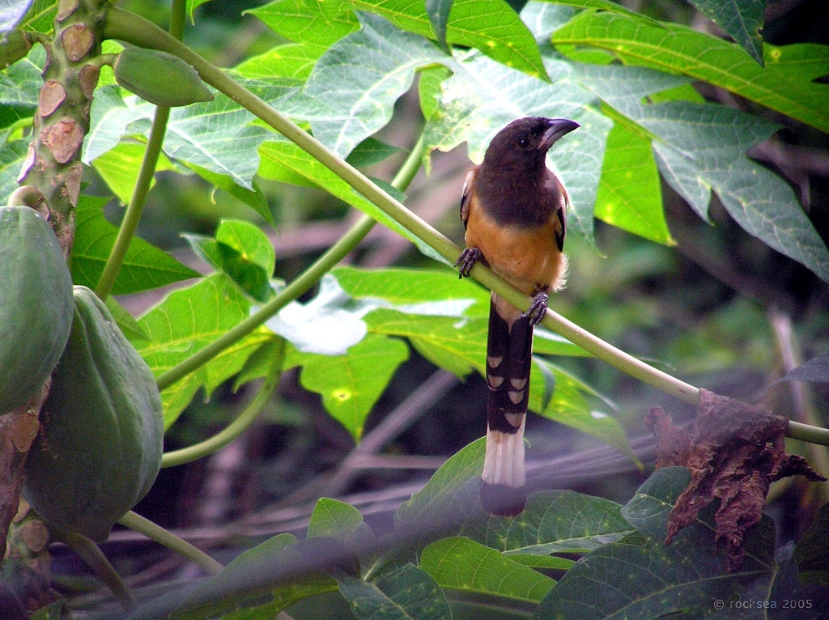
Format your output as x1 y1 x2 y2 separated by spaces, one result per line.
455 116 579 516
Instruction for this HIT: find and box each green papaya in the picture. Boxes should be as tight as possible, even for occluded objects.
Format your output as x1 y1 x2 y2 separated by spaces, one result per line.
113 46 213 107
0 205 73 414
23 286 164 542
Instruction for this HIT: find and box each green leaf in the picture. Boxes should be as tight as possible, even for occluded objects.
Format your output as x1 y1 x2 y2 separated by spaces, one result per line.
91 140 176 205
346 137 407 168
420 537 555 604
687 0 765 65
249 0 360 52
258 140 446 264
184 162 273 224
593 120 672 245
426 0 452 53
135 273 271 428
267 274 368 355
185 218 276 302
338 564 451 620
293 333 409 439
0 44 42 107
308 498 365 539
573 62 829 282
534 467 781 619
422 51 610 240
233 43 325 85
170 533 341 619
69 195 200 294
334 266 488 314
0 140 28 203
349 0 548 79
534 359 632 462
305 11 446 157
552 11 829 134
395 437 486 526
794 503 829 586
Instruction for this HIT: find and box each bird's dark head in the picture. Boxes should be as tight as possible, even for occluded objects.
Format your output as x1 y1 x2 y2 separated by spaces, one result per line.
482 117 579 173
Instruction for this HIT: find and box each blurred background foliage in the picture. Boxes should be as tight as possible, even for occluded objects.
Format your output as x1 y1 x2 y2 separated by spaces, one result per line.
70 0 829 579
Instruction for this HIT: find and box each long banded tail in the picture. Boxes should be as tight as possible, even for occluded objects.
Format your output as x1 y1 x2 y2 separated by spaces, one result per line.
481 292 533 516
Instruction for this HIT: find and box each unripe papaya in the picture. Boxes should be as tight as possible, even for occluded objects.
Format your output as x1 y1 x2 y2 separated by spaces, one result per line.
113 46 213 107
0 205 73 414
23 286 164 542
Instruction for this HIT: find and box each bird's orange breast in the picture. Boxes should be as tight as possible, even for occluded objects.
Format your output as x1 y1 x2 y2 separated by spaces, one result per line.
464 204 567 295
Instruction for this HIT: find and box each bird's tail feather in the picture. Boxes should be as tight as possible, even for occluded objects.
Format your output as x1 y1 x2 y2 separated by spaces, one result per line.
481 293 533 516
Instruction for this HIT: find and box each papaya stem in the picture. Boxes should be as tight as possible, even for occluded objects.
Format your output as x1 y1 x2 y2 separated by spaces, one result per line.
161 338 285 467
95 0 185 300
118 511 224 576
57 529 137 611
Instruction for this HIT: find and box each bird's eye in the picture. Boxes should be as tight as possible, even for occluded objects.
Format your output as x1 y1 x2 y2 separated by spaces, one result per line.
518 137 529 148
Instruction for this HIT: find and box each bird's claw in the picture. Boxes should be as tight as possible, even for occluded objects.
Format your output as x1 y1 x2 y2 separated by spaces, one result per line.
455 247 483 279
526 291 549 326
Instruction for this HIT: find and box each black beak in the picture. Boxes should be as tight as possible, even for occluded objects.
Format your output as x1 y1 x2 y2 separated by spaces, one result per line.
541 118 580 150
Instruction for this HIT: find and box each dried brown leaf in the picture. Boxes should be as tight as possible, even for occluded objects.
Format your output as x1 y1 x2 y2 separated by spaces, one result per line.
647 389 825 571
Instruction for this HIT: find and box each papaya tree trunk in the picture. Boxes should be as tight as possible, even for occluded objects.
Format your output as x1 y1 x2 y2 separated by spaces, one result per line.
1 0 107 549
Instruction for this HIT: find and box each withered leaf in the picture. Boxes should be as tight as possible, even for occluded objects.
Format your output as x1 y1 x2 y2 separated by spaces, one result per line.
646 389 825 571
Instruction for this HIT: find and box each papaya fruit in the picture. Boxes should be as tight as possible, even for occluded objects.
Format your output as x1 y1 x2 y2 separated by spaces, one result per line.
113 46 213 107
0 205 73 414
23 286 164 542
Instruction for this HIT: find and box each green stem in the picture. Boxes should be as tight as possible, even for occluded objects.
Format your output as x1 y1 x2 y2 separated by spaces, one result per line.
118 511 224 576
95 0 186 299
162 338 285 467
95 106 170 300
102 7 829 447
58 529 137 611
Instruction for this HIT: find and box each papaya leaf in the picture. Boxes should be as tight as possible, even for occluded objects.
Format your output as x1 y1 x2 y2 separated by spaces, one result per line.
308 498 365 539
0 140 28 202
794 502 829 586
572 62 829 283
421 537 554 606
134 273 272 428
777 348 829 385
533 467 818 619
0 0 34 33
185 218 276 302
183 162 273 224
552 11 829 134
248 0 360 52
291 333 409 440
258 140 445 264
305 11 446 157
267 274 369 356
426 0 452 53
345 0 548 79
594 120 672 245
338 564 451 620
70 195 200 295
687 0 765 66
169 534 347 619
422 51 610 241
91 141 176 205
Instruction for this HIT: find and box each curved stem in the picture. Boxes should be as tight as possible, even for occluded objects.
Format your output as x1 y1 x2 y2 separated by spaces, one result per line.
58 530 137 611
118 511 224 576
161 338 285 467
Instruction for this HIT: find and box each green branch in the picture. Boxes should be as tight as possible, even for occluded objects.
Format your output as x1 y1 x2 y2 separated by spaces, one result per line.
161 338 285 467
118 511 224 576
101 7 829 447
